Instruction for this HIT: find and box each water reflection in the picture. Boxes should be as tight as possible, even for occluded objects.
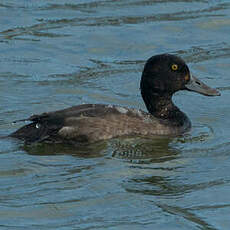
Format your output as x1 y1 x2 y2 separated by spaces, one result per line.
22 141 107 157
110 136 178 163
125 170 227 197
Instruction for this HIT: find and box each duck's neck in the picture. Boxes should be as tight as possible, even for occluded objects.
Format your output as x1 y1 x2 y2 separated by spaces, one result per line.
141 91 190 127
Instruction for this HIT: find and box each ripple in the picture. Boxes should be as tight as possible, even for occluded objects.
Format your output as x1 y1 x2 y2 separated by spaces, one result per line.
155 203 217 230
175 42 230 63
171 123 230 157
174 124 214 145
0 168 32 177
0 1 227 41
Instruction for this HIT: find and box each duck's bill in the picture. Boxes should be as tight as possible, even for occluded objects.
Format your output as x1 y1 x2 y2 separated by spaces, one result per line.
185 74 221 96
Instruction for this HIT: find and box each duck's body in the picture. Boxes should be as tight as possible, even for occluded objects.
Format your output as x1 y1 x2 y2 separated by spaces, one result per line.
10 54 220 145
10 104 191 144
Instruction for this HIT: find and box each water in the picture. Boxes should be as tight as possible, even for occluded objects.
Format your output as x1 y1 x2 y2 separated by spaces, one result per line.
0 0 230 229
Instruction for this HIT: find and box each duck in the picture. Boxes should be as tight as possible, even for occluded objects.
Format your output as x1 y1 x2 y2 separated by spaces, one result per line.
10 54 220 145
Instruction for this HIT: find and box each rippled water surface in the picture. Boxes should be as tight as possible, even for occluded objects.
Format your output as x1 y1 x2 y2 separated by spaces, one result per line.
0 0 230 229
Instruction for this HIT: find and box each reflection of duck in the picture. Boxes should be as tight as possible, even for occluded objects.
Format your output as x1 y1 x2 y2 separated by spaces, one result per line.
111 137 178 163
10 54 220 144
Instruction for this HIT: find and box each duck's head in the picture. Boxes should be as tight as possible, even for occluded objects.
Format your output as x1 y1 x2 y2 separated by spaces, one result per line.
140 54 220 97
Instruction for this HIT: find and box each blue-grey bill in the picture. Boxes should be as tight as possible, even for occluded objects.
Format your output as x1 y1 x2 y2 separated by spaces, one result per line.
185 74 221 96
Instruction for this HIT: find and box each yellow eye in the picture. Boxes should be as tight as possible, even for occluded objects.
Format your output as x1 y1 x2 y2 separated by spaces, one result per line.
171 64 178 71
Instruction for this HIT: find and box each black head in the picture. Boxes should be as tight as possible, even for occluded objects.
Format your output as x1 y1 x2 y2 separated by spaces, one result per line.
140 53 220 97
140 54 190 96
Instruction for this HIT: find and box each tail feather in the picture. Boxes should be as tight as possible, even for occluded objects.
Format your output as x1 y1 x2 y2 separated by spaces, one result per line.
10 122 49 144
